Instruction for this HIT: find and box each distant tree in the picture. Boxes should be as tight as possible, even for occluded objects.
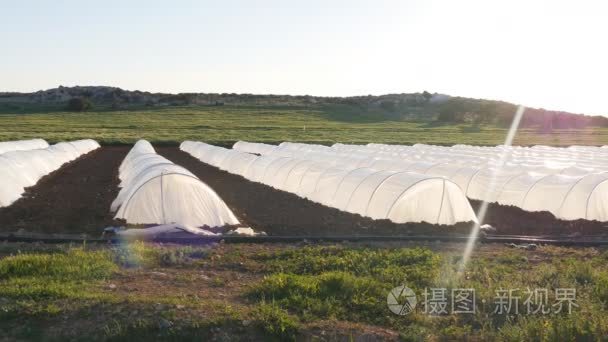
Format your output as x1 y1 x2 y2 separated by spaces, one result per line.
422 90 433 102
111 101 123 110
380 100 396 112
436 98 467 122
437 108 458 122
590 115 608 127
66 97 92 112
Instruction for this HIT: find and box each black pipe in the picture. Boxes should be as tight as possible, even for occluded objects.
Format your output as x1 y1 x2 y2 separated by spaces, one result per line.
1 232 608 246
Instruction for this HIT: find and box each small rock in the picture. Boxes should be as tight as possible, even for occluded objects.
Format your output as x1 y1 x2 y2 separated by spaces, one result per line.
158 318 173 330
242 320 251 327
108 284 117 289
176 304 185 309
480 224 496 232
225 227 258 236
506 242 538 250
525 243 538 250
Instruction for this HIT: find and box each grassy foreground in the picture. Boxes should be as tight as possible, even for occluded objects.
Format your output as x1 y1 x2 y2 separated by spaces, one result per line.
2 105 608 146
0 241 607 341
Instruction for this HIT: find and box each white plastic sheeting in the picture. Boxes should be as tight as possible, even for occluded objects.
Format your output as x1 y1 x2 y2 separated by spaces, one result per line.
232 141 277 155
112 140 239 227
0 139 49 154
237 141 608 221
181 141 477 225
116 223 220 238
0 139 100 207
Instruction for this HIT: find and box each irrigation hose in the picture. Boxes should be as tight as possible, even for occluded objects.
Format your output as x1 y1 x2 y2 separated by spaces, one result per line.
1 232 608 246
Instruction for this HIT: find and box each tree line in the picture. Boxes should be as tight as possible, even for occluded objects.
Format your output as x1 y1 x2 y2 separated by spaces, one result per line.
435 97 608 129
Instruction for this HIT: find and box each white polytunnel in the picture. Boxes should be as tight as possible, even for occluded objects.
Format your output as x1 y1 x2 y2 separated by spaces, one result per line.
112 140 239 227
181 141 478 225
0 138 49 154
233 141 277 155
221 141 608 222
0 139 100 207
519 172 608 221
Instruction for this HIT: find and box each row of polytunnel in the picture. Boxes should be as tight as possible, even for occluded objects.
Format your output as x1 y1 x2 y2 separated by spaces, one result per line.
0 138 48 154
231 141 608 222
0 139 100 207
3 137 606 229
111 140 239 228
182 141 478 225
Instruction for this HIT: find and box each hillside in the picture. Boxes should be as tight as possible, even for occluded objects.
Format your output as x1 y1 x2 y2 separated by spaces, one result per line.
0 86 441 107
1 86 607 130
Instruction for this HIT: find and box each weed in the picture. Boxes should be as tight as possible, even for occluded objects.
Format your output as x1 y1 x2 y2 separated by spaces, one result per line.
252 302 300 341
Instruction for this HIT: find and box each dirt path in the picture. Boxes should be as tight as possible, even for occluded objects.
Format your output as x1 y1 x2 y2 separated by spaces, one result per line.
0 146 128 235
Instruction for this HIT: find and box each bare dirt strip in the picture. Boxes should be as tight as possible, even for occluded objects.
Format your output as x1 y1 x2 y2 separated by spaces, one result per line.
0 146 127 235
1 145 606 237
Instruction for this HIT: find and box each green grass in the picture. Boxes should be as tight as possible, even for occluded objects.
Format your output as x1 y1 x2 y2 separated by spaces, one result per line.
0 248 117 304
247 245 608 340
253 246 440 290
0 248 117 280
2 104 608 146
0 242 607 340
252 302 300 341
249 271 393 325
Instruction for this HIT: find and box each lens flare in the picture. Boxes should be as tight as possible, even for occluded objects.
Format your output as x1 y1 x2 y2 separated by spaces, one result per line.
458 105 526 275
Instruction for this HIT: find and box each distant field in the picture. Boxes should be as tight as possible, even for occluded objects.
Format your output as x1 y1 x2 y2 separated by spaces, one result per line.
1 104 608 146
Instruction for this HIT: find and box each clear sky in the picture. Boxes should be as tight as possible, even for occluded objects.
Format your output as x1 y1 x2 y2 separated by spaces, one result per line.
1 0 606 115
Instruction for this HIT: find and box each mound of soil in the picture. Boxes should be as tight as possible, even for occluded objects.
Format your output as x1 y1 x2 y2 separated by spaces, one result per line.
470 200 608 236
0 146 127 235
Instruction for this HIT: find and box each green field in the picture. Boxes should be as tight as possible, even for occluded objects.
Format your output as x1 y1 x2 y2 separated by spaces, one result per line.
2 104 608 146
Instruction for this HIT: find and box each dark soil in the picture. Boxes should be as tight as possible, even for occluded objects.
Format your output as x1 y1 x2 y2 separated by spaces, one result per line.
469 200 608 236
0 146 127 235
1 145 606 237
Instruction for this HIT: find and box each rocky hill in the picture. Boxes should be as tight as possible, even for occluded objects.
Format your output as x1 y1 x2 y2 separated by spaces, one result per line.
0 86 446 108
1 86 606 129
